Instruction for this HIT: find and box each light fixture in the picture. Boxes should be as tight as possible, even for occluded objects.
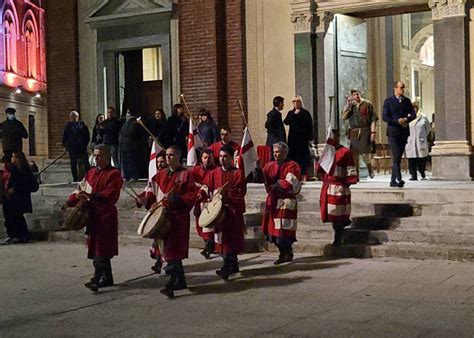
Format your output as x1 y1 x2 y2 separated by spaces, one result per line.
34 92 41 98
14 86 22 94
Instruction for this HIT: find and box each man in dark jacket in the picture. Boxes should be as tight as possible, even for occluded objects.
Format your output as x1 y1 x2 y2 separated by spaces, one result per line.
0 108 28 161
265 96 286 147
161 104 188 160
101 107 122 168
62 111 90 182
382 81 416 188
118 111 142 180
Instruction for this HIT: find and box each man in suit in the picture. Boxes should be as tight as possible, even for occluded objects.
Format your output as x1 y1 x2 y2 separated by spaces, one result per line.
265 96 286 147
382 81 416 188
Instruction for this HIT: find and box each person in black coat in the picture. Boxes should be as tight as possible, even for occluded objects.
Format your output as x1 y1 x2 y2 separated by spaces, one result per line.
197 108 219 148
0 107 28 161
149 108 167 141
91 114 104 149
62 111 90 182
118 111 142 180
2 151 39 243
101 107 123 168
161 104 189 160
265 96 287 147
284 96 313 178
382 81 416 188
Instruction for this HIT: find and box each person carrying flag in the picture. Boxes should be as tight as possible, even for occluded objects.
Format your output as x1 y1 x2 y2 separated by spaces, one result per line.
316 129 358 245
252 142 302 264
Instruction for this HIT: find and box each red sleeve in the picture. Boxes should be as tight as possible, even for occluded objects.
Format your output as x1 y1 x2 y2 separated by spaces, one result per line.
277 161 302 194
175 170 197 211
225 170 246 214
344 149 358 185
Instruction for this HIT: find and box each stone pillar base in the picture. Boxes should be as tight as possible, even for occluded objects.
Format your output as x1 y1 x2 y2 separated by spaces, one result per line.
431 141 473 180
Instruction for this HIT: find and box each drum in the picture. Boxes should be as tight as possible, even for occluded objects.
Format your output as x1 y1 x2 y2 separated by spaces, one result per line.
199 192 225 228
137 204 170 239
61 202 90 231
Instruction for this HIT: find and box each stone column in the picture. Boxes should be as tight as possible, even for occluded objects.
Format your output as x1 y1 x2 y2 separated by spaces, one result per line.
429 0 473 180
291 1 318 142
291 1 332 145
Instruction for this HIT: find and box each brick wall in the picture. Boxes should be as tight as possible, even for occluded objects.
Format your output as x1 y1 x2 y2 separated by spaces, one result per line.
179 0 247 139
45 0 80 157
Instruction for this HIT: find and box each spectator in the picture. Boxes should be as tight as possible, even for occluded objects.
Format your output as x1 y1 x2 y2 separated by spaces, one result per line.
405 102 431 181
91 114 104 149
197 109 219 148
382 81 416 188
265 96 287 147
150 108 167 142
284 96 314 181
0 107 28 161
119 110 141 181
101 107 122 168
2 151 39 243
161 104 188 159
62 111 90 182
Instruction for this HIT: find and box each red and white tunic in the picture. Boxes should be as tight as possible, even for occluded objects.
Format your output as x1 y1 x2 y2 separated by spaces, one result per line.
261 160 302 241
316 146 358 225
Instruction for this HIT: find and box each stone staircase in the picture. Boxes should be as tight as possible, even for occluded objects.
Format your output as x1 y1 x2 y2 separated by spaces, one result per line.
2 181 474 262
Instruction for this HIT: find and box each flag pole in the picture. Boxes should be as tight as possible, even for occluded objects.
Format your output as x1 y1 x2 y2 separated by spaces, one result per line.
136 117 165 150
180 93 206 142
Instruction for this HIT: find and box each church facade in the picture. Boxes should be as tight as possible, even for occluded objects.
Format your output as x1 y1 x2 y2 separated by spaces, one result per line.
44 0 474 180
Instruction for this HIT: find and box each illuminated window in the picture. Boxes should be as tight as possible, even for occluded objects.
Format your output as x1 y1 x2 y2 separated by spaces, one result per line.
142 47 162 81
3 10 17 73
24 20 37 78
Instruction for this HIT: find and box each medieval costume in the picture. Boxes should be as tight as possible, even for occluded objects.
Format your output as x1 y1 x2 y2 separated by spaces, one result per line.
202 166 246 280
67 165 123 291
316 145 358 245
256 160 301 264
208 140 240 165
192 163 217 259
147 166 196 297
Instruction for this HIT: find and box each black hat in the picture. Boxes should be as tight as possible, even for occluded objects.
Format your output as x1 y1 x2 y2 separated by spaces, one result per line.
5 107 16 115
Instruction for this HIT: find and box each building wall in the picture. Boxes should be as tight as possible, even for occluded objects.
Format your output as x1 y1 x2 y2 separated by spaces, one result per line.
0 0 47 157
179 0 247 138
45 0 80 157
245 0 295 146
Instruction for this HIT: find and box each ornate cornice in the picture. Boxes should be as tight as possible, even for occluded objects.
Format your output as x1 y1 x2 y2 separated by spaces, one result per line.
428 0 466 20
290 0 314 33
315 12 334 34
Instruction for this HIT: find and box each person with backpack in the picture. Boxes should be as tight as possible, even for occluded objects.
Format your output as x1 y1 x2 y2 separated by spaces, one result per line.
2 151 39 243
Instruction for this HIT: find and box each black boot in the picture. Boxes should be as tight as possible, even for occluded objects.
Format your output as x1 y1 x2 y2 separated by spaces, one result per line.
200 240 214 260
284 246 294 263
98 259 114 288
174 262 187 291
216 256 231 280
333 229 343 246
274 248 286 265
85 260 102 292
151 256 162 274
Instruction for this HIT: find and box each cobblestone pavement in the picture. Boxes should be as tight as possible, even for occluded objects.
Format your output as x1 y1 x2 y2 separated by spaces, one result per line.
1 242 473 337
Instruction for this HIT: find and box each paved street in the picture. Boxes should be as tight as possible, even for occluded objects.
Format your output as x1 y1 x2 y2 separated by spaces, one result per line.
1 242 473 337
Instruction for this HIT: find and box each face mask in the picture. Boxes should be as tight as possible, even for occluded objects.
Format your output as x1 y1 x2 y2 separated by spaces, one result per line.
7 114 15 121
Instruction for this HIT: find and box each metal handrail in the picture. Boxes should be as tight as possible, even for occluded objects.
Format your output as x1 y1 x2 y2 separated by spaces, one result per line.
38 150 68 183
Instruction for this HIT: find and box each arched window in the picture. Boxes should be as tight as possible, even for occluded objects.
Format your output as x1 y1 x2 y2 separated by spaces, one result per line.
24 20 37 78
3 10 17 73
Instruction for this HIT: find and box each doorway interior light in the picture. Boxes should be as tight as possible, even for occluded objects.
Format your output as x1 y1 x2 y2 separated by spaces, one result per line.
14 86 23 94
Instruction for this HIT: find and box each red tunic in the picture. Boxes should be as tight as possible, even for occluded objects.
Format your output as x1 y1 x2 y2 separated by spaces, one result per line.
208 140 240 164
204 167 246 255
192 164 216 241
67 166 123 258
151 167 196 261
261 160 302 241
316 146 358 224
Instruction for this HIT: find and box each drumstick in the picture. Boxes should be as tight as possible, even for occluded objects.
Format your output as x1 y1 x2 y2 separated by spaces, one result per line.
127 186 140 199
122 188 140 201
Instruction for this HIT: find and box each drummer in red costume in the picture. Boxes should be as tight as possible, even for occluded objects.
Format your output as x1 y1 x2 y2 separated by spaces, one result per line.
147 145 197 298
208 127 240 165
66 144 123 292
316 129 358 245
135 150 167 273
200 144 246 280
191 148 217 259
253 142 302 264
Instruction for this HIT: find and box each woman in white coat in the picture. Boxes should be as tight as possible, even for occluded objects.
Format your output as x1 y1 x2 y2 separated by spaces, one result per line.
405 102 431 180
